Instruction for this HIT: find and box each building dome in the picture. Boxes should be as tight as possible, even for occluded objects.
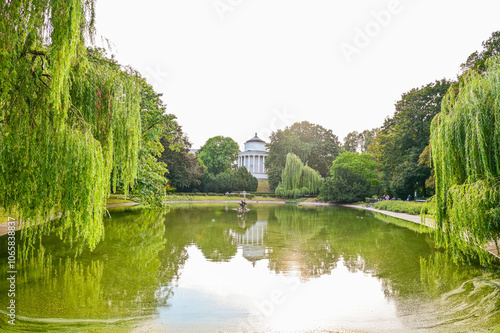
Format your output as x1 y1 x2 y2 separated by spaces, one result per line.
244 133 266 152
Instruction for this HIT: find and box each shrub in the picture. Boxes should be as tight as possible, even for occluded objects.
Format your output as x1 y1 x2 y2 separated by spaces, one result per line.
373 200 434 215
320 167 371 203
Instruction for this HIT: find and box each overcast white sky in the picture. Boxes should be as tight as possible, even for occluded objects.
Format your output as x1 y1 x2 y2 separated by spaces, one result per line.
95 0 500 150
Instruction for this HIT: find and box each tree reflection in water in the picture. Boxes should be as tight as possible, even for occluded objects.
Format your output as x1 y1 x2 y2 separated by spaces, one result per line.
0 209 171 331
1 204 499 332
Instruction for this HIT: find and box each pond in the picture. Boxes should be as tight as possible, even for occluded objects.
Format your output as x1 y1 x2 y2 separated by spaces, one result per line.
1 204 499 332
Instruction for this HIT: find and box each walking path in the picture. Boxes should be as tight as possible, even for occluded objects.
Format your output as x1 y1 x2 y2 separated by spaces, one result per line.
341 204 424 225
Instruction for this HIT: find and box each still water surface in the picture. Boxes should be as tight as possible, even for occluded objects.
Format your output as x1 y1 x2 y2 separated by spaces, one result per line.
1 204 499 332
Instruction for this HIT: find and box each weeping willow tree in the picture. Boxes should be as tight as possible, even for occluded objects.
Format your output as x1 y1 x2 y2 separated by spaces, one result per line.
0 1 142 252
431 57 500 265
275 153 323 198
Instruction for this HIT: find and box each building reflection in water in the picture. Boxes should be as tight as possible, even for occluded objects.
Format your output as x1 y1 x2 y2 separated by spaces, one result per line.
231 220 268 266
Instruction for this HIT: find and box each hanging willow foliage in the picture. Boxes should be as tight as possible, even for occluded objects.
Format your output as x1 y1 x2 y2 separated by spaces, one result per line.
0 1 141 253
275 153 324 198
431 56 500 265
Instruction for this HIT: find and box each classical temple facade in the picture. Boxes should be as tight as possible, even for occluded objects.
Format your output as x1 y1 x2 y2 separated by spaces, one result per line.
238 133 268 179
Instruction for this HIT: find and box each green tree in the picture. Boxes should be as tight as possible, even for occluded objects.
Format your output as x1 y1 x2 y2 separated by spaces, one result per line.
0 1 143 251
369 79 451 198
133 78 182 206
159 130 205 192
461 31 500 74
202 172 232 193
266 121 341 190
202 167 257 193
231 167 258 192
266 131 310 190
343 129 377 153
320 152 378 203
275 153 324 198
431 57 500 265
343 131 361 153
197 136 239 176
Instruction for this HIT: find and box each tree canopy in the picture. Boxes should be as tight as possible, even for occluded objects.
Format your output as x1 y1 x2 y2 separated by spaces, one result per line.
320 152 378 203
461 31 500 74
159 129 205 192
197 136 239 176
431 56 500 265
0 1 175 252
275 153 324 198
133 77 182 206
266 121 341 190
343 129 377 153
369 79 451 198
202 167 258 193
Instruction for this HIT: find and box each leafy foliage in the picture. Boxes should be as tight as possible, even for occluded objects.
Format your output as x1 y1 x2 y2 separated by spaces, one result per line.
230 167 259 192
275 153 324 198
320 152 378 203
266 121 341 190
133 78 182 206
461 31 500 74
202 167 258 193
431 57 500 265
158 129 205 192
373 200 434 216
0 2 179 251
0 1 146 252
369 79 451 198
343 129 378 153
197 136 239 176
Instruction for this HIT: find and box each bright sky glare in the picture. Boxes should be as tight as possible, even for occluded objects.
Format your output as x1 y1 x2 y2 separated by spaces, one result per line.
95 0 500 150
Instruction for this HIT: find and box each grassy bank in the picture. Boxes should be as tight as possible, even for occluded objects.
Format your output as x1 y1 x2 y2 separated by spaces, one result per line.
256 180 272 193
371 200 434 215
165 194 282 202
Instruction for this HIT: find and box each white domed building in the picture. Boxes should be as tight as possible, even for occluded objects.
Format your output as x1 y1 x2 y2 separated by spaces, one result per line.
238 133 268 179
